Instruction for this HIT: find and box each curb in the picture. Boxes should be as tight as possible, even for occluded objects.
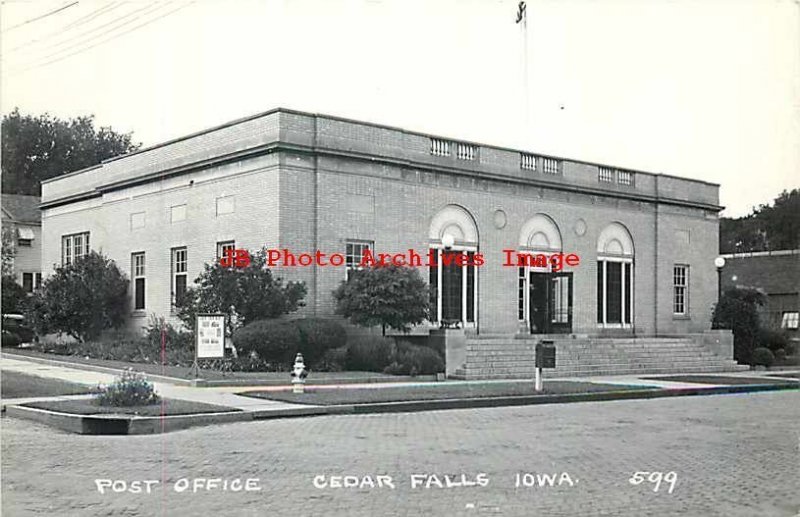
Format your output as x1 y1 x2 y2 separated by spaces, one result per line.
5 404 252 435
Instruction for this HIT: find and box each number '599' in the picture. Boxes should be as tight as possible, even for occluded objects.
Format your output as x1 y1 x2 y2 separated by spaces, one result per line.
629 471 677 494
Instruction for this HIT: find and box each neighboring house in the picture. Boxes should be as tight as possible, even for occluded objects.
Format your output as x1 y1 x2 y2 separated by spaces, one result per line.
1 194 42 293
721 249 800 336
40 108 722 338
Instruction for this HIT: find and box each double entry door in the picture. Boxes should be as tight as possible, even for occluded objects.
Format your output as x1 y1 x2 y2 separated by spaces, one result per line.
529 272 573 334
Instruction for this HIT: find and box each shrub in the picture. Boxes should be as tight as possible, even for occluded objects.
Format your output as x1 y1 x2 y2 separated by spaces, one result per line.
758 328 789 352
96 369 159 406
1 275 28 314
333 264 429 335
774 348 787 361
294 318 347 366
318 346 348 372
712 287 765 364
785 341 798 356
384 342 444 376
345 335 395 372
751 347 775 368
144 315 194 354
26 251 129 342
234 319 300 367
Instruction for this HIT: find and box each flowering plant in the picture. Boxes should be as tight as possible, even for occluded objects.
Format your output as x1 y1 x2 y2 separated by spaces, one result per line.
96 368 160 406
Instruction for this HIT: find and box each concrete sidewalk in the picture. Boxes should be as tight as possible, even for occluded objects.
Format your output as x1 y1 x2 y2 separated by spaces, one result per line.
0 356 308 412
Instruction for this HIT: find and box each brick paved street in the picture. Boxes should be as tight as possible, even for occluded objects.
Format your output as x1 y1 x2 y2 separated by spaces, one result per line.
2 391 798 517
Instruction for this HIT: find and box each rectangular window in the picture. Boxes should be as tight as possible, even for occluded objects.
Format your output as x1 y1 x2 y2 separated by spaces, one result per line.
35 272 42 290
61 232 90 265
781 312 799 329
542 158 560 175
132 253 146 310
216 196 234 216
618 170 633 186
130 212 146 229
599 167 615 183
429 249 439 322
518 266 526 320
22 273 33 293
673 265 688 315
624 263 632 324
441 253 463 321
520 153 536 171
17 239 32 247
345 240 373 281
605 262 623 323
171 204 186 223
466 251 475 323
456 143 476 161
217 240 235 260
171 247 188 307
430 138 450 157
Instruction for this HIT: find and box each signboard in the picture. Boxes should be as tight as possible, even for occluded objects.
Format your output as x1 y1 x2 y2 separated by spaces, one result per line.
195 313 226 359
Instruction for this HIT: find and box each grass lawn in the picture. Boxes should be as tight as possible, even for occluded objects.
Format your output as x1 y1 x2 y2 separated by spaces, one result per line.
239 381 647 406
643 375 800 385
1 370 93 399
22 397 239 416
6 349 405 382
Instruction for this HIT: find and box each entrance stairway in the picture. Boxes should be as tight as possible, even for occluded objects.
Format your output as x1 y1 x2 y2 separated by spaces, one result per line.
451 335 748 380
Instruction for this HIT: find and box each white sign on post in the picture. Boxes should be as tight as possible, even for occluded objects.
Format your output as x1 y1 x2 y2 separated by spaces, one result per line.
196 313 226 359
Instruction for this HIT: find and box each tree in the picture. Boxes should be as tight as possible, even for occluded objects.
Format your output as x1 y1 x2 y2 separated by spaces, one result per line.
712 287 766 365
1 226 15 278
333 264 429 336
1 109 140 196
2 275 27 314
26 252 129 342
720 189 800 253
176 249 307 332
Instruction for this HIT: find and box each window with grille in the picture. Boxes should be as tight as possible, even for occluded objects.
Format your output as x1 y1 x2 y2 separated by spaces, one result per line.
345 240 373 281
781 312 799 329
132 253 146 310
430 138 450 157
618 170 633 186
171 247 188 308
599 167 615 183
217 241 235 260
520 153 536 171
542 158 560 175
61 232 90 265
456 143 476 161
673 265 688 315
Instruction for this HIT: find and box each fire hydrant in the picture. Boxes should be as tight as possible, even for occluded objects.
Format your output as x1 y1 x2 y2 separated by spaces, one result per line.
290 353 308 393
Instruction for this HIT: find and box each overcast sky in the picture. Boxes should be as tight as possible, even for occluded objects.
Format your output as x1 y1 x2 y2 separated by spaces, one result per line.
2 0 798 217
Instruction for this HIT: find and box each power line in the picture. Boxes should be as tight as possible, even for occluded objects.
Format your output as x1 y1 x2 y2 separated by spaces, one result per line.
8 2 124 53
36 2 165 54
11 1 194 75
2 1 80 33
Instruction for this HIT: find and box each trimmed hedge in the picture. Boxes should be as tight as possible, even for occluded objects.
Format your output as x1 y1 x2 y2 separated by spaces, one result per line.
234 318 346 368
384 342 444 376
752 347 775 367
345 336 395 372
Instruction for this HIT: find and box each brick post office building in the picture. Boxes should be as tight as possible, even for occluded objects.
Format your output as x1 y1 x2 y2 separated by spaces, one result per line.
40 108 743 377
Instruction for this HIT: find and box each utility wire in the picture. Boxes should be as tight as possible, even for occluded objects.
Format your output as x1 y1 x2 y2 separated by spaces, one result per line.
2 1 80 33
35 2 164 55
8 3 121 54
8 2 124 53
10 1 193 75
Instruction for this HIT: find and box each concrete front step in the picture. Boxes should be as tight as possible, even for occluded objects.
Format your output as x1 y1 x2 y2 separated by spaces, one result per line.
452 364 747 380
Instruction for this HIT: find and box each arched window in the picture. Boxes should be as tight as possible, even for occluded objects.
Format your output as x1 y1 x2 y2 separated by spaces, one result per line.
597 222 634 327
428 205 479 326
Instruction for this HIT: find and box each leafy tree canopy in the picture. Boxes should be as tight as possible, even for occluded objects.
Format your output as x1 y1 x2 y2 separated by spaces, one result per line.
1 108 140 195
333 264 430 336
26 251 129 342
720 189 800 253
176 249 307 333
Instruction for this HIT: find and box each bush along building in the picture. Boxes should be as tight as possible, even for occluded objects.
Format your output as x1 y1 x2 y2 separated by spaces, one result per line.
40 108 745 378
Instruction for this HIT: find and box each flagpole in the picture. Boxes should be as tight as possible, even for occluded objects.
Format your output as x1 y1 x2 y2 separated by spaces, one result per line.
517 2 530 137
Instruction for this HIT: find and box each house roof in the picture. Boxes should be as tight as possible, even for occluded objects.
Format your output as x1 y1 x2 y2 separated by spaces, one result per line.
721 250 800 296
1 194 41 224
